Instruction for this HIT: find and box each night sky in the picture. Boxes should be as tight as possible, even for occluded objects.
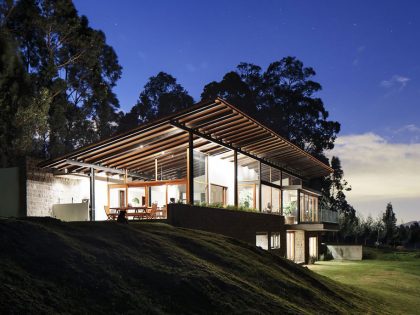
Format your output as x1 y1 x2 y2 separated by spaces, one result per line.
73 0 420 222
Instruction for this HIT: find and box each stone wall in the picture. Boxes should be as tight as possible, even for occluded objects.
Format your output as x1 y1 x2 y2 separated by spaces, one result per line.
294 230 305 263
25 159 90 217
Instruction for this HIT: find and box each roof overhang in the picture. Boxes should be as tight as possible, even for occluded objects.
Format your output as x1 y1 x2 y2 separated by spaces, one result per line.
39 98 333 179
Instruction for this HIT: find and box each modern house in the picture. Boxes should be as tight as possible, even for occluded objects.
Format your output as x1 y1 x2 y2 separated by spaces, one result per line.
0 98 338 263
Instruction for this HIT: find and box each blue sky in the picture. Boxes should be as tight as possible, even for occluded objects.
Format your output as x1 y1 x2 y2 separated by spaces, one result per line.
74 0 420 221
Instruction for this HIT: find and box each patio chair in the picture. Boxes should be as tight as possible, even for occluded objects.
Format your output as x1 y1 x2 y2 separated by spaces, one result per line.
104 206 118 220
148 203 158 219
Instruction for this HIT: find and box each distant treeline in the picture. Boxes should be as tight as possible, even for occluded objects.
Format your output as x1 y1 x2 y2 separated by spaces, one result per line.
328 202 420 249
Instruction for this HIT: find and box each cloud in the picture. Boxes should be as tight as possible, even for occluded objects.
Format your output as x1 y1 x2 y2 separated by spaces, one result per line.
380 75 410 90
328 133 420 221
395 124 420 134
387 124 420 143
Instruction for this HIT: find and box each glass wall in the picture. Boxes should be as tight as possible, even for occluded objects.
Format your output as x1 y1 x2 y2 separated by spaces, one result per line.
300 191 319 222
208 152 234 206
127 187 146 207
149 185 166 207
282 172 302 186
109 187 126 208
193 150 207 205
260 163 281 214
210 184 227 206
261 185 281 213
168 184 187 204
283 190 298 223
237 153 259 210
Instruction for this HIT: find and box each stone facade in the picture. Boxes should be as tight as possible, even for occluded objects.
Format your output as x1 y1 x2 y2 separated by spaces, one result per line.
294 230 305 263
25 159 90 217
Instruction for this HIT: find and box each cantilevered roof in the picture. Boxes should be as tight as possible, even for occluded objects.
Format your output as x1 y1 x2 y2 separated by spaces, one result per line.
40 98 333 179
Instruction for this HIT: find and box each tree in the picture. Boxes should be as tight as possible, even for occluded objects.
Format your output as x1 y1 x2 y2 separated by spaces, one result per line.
0 29 33 166
2 0 122 157
382 202 398 246
119 72 194 131
201 57 340 156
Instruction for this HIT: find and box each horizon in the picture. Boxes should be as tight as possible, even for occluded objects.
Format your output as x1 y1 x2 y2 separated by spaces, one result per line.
73 0 419 222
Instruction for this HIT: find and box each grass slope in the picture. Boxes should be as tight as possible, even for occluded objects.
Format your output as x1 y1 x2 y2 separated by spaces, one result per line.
1 218 384 314
308 247 420 315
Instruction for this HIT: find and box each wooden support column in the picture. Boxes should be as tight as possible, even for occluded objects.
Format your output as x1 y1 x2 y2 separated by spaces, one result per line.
187 131 194 204
89 167 95 221
297 190 301 224
234 149 238 207
258 161 262 212
155 158 158 181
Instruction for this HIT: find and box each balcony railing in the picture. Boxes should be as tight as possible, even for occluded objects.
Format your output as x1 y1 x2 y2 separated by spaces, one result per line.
319 208 338 223
297 208 338 224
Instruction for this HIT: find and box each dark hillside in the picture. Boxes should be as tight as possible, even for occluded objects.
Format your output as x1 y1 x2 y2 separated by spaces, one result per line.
0 218 384 314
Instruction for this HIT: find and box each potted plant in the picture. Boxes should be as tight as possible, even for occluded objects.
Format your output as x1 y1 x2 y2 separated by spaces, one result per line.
283 201 296 224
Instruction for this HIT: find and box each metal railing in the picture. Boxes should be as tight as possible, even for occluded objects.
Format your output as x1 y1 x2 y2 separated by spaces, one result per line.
319 208 338 223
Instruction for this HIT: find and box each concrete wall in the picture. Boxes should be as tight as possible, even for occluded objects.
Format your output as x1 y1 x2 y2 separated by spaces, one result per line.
0 167 23 217
327 245 363 260
167 203 286 256
52 203 89 221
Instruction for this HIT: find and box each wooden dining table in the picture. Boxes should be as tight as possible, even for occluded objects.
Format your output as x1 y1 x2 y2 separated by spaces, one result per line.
109 206 150 219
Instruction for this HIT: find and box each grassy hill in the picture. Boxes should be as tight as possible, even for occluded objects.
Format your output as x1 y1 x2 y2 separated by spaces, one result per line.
0 218 385 314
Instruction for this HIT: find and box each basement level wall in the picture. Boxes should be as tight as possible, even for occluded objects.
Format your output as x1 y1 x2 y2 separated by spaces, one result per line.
167 203 286 257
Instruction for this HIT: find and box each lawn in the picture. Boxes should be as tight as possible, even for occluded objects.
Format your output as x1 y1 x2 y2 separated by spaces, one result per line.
308 248 420 315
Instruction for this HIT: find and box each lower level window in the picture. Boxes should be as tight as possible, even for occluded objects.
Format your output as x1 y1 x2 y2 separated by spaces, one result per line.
271 232 281 249
256 233 268 250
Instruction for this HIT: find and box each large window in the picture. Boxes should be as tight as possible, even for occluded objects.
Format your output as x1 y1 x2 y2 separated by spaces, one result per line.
309 236 318 259
127 187 146 207
261 185 281 213
193 150 207 205
271 232 281 249
210 184 227 206
238 153 259 210
149 185 166 207
256 233 268 250
300 191 319 222
287 232 295 260
168 184 186 204
238 184 257 209
283 190 298 223
282 172 302 186
109 187 126 208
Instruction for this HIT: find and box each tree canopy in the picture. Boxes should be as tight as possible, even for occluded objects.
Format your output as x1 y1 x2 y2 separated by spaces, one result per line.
201 57 341 156
118 72 194 132
1 0 122 159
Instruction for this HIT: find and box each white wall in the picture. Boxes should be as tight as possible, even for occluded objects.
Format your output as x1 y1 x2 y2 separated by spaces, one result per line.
94 179 108 221
208 155 234 205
